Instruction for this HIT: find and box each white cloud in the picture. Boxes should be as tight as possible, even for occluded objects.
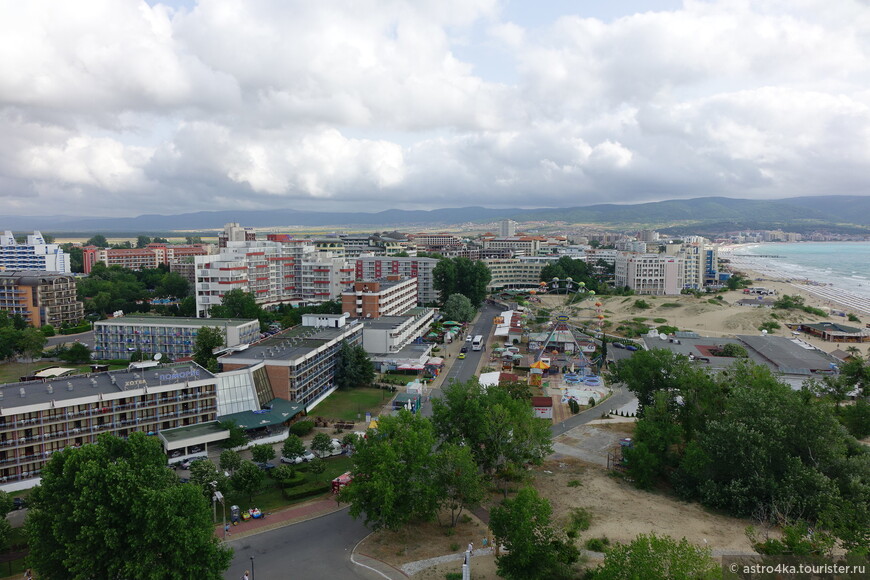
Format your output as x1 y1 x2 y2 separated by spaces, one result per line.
1 0 870 218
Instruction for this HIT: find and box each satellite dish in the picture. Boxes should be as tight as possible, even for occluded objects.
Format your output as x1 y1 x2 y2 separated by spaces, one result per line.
154 353 163 360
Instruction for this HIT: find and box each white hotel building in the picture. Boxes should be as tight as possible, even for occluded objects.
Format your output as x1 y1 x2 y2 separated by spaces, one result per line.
0 231 71 273
615 253 685 295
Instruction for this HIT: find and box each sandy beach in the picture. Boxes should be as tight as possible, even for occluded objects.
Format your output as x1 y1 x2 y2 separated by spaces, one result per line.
538 260 870 358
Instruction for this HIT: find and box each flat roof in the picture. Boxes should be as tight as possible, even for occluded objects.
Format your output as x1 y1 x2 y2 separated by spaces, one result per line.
0 363 214 411
218 398 305 429
219 324 359 363
364 316 410 330
736 335 839 372
96 316 258 327
160 421 227 444
800 322 863 334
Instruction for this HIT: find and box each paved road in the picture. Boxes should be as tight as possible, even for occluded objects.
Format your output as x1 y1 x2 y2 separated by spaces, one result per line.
45 330 94 348
420 301 502 417
223 508 375 580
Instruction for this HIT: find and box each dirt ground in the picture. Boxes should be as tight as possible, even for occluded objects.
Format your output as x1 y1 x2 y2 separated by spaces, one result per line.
534 458 755 554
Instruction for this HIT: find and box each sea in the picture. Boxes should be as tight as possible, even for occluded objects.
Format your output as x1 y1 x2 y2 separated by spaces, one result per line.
725 242 870 315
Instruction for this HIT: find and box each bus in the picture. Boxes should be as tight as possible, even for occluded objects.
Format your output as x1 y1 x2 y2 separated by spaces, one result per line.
471 335 484 351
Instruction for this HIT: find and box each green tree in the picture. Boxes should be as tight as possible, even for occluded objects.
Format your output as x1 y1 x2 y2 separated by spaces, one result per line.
19 327 47 361
489 487 580 580
156 272 191 299
60 243 84 272
251 443 276 464
441 293 476 322
209 288 261 319
193 326 224 372
432 379 552 489
231 461 265 502
136 235 151 248
341 410 441 531
433 257 491 306
334 341 375 389
593 533 720 579
308 457 327 481
25 432 232 579
608 349 696 416
0 491 12 551
282 435 306 460
189 459 228 499
85 234 108 247
40 324 55 337
60 342 91 364
218 420 247 449
311 432 333 458
434 443 486 527
153 237 169 244
219 449 242 474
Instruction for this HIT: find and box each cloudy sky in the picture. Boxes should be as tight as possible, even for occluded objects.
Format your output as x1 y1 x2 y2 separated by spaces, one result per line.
2 0 870 218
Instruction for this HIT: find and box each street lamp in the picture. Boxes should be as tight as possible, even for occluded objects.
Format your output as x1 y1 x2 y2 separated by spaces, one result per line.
250 556 255 579
210 481 226 539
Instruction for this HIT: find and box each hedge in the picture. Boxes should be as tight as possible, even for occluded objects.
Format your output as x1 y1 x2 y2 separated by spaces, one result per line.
283 481 331 501
60 324 92 335
289 420 315 436
281 472 307 488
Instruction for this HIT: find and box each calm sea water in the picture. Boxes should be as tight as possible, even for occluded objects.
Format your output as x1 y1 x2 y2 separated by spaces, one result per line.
736 242 870 299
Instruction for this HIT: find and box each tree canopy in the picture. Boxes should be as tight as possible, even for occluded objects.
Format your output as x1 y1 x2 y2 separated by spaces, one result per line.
592 533 720 580
489 487 579 580
441 293 476 323
431 378 552 486
333 340 375 389
25 433 232 579
433 256 491 306
539 256 600 294
193 326 224 373
341 410 442 531
612 350 870 554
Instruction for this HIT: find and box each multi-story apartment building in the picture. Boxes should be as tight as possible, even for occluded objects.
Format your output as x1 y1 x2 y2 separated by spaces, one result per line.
615 253 685 295
354 256 439 305
82 244 211 273
411 232 463 249
94 316 260 361
341 278 418 319
361 307 435 354
0 271 84 328
0 362 219 488
677 240 719 289
482 236 543 257
484 258 549 291
0 231 70 273
218 222 257 247
218 315 363 407
296 254 355 303
498 220 517 238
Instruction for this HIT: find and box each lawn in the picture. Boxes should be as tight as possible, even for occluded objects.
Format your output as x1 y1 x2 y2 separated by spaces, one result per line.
224 456 354 514
310 387 392 422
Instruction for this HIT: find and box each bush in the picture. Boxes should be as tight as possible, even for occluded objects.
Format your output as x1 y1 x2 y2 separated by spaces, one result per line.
281 471 307 488
568 399 580 414
449 543 460 553
847 313 860 323
567 479 582 488
660 303 681 308
585 537 610 552
566 507 591 534
282 481 331 501
289 420 315 436
653 318 667 324
633 299 651 310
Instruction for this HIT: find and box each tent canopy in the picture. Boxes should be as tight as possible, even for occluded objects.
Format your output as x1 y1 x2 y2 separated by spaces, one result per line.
530 360 551 369
442 321 462 326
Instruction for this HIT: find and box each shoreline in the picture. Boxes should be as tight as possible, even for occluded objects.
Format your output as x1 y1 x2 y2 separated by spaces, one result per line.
720 245 870 318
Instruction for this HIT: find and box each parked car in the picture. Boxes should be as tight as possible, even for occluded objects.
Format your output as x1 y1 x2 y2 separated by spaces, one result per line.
624 344 638 351
612 342 625 349
12 497 26 510
255 462 276 471
281 450 315 464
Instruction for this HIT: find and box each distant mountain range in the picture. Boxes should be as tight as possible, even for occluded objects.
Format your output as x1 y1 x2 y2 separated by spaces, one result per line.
7 195 870 233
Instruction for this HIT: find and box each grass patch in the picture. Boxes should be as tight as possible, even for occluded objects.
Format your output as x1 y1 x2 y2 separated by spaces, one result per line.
310 387 390 422
660 303 681 308
631 317 648 322
567 479 582 488
585 537 611 552
653 318 667 323
225 455 353 513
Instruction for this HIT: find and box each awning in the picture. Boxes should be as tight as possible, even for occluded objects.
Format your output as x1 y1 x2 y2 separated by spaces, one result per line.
442 321 461 326
426 357 444 365
398 364 425 371
218 398 305 430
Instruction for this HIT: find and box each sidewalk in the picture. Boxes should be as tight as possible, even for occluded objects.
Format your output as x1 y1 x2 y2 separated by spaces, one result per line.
216 497 345 540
